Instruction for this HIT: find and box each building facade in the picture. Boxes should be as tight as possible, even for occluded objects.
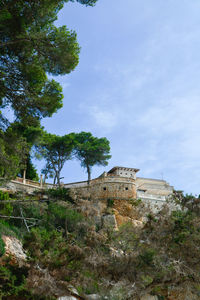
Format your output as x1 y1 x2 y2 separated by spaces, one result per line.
63 166 174 208
2 166 174 210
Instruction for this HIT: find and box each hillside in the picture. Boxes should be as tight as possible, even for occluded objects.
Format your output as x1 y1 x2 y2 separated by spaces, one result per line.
0 188 200 300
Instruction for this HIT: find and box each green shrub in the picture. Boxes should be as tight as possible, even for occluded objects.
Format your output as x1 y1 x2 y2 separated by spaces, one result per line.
0 190 9 200
128 198 142 206
0 220 21 238
141 274 153 286
0 203 13 216
0 264 55 299
23 227 67 265
107 198 114 208
139 248 156 266
65 207 84 232
47 203 84 233
47 188 74 203
0 236 5 256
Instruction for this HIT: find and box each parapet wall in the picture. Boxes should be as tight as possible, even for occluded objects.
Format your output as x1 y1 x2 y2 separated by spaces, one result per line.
0 174 173 211
69 176 137 200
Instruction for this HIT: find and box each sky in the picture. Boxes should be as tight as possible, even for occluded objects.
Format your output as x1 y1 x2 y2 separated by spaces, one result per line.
37 0 200 194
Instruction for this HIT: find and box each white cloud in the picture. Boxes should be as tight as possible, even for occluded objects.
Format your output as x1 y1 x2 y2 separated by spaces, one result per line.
87 105 119 131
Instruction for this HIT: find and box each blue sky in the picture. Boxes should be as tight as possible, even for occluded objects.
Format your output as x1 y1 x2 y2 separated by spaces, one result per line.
37 0 200 194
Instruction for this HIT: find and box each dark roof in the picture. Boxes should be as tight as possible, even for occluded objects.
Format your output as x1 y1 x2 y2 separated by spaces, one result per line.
108 166 140 174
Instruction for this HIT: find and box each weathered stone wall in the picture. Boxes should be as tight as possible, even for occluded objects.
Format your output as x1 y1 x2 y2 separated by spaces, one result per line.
70 177 137 201
136 177 173 196
136 177 174 211
3 180 43 194
0 172 174 212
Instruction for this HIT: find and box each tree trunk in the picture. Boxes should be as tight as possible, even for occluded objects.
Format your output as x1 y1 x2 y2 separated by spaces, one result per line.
57 170 60 186
87 165 91 185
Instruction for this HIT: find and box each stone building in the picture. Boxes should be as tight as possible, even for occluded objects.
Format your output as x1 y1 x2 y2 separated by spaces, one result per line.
63 166 174 209
2 166 174 210
63 167 138 201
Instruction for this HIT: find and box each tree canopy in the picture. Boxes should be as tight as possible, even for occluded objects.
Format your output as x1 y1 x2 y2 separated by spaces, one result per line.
36 131 111 185
36 132 75 185
74 132 111 183
0 0 98 180
0 126 28 179
0 0 98 124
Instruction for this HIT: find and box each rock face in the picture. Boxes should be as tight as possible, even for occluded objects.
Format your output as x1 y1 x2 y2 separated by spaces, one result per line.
1 235 27 266
102 214 118 229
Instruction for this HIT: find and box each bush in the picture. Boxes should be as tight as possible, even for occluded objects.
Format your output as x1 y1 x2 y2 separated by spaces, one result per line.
0 190 9 200
0 220 21 238
0 203 13 216
139 248 156 266
0 264 55 299
0 236 5 256
47 203 84 233
47 188 74 203
107 198 114 208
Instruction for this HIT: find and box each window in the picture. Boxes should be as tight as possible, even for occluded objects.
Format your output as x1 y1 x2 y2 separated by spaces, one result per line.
103 187 107 191
125 187 128 190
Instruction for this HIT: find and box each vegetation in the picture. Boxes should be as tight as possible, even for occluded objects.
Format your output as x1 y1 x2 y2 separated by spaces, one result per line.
2 1 198 299
74 131 111 183
0 126 29 179
0 191 200 299
35 132 75 184
0 0 97 124
0 0 98 180
35 131 111 185
0 236 5 257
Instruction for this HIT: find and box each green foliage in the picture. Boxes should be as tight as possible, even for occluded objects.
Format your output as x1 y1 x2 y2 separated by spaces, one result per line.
0 191 9 200
47 187 74 203
0 203 13 216
139 248 156 266
3 189 200 299
0 264 54 299
47 202 83 232
171 210 194 244
141 274 153 286
74 131 111 183
0 127 29 179
0 264 26 298
0 0 98 126
24 227 67 266
107 198 114 208
36 131 75 184
19 155 39 181
64 207 84 232
74 0 98 5
26 159 39 181
128 198 142 206
0 1 81 124
0 220 21 239
0 236 5 257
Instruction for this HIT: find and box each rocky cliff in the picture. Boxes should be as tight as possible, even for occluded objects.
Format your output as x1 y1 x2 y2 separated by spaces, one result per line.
0 188 200 300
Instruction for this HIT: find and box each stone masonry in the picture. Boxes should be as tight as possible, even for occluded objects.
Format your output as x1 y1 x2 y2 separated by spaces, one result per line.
1 166 174 210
